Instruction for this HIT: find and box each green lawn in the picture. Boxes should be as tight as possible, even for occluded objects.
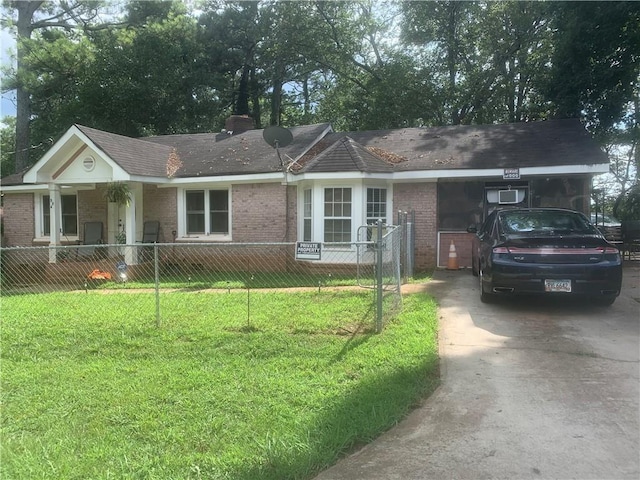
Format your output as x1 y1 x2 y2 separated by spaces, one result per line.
1 289 439 480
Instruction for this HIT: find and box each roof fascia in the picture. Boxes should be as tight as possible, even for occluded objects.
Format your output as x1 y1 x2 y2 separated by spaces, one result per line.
1 183 97 193
391 164 609 181
129 175 171 184
159 172 285 187
290 172 393 182
291 163 609 183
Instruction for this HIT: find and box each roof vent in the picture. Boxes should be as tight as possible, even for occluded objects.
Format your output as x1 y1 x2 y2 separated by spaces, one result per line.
82 156 96 172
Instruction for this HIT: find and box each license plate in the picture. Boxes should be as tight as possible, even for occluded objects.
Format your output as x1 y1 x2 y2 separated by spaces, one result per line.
545 279 572 293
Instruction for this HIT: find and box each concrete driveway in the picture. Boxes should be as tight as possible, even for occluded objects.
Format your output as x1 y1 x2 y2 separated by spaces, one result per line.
315 264 640 480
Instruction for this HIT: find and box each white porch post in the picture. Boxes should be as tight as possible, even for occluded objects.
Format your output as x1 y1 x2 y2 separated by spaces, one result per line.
124 183 143 265
48 184 62 263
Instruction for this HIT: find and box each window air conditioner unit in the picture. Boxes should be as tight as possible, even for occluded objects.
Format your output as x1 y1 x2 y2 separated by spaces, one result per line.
498 189 518 204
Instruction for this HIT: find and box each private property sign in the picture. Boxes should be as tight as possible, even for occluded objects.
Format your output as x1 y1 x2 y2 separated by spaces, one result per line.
296 242 321 260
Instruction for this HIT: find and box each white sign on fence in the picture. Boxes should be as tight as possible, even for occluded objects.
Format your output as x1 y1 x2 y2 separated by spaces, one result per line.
296 242 321 260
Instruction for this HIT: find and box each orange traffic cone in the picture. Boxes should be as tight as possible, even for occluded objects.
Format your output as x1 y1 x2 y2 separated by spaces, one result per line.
447 240 459 270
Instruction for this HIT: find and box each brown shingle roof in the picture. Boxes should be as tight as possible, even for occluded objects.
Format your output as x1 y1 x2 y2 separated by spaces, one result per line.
145 124 332 177
322 118 607 171
302 136 393 173
76 125 173 177
2 118 607 186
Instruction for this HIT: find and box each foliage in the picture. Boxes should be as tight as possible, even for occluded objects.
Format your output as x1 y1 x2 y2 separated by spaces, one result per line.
0 116 16 177
545 1 640 138
1 290 439 479
104 182 131 206
614 184 640 221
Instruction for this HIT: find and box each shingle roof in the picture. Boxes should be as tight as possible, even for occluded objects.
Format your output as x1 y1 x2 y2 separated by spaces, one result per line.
145 123 332 177
319 118 607 171
301 136 393 173
76 125 173 177
2 118 607 186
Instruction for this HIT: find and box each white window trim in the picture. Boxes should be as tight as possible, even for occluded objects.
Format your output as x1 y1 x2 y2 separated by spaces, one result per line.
177 187 232 241
34 191 79 242
303 188 313 242
365 186 389 226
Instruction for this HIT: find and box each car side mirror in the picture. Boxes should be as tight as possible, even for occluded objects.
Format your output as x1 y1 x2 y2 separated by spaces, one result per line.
467 224 478 234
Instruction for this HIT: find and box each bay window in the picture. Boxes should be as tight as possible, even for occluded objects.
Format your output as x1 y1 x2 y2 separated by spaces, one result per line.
299 184 390 250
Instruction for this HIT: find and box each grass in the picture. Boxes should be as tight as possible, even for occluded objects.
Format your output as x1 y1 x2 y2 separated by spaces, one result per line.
1 289 439 480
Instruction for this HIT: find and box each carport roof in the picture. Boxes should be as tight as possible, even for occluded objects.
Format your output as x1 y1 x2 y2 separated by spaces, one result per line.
316 118 609 172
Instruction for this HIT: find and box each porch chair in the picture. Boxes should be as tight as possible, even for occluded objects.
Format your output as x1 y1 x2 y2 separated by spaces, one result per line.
621 220 640 261
76 221 104 259
137 221 160 262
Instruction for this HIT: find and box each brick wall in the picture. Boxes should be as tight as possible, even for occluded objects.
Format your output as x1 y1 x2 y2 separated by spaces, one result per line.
286 185 297 242
2 193 34 246
393 183 438 271
143 185 177 243
232 183 289 242
78 188 108 228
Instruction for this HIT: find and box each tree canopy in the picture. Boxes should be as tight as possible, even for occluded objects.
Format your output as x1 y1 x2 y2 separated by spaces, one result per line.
1 0 638 202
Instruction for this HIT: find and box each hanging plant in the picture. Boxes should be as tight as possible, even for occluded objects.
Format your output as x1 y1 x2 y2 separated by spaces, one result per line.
104 182 132 206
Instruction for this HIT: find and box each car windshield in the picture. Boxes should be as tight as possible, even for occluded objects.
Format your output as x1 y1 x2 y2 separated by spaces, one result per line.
499 211 596 234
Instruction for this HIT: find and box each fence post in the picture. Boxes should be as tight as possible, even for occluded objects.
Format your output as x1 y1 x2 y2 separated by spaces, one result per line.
154 244 161 327
376 220 384 333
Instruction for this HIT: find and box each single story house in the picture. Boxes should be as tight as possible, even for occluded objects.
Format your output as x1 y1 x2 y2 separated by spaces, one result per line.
0 116 609 271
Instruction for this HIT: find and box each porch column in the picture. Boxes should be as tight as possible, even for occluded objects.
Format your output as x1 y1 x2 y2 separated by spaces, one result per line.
48 184 62 263
123 183 143 265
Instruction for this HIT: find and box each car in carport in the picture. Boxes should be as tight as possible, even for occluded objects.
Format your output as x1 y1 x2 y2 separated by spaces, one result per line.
467 208 623 306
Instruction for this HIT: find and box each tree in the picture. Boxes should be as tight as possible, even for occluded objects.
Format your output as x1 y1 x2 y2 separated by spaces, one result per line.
546 1 640 138
401 1 556 126
1 0 117 172
0 117 16 177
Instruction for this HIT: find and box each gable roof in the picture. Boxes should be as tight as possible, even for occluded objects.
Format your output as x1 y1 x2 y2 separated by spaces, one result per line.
75 125 173 177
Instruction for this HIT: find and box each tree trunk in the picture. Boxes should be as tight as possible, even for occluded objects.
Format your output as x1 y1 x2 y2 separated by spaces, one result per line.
270 61 285 126
13 1 42 173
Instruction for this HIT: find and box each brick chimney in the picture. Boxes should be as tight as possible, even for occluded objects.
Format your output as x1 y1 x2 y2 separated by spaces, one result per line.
224 115 254 135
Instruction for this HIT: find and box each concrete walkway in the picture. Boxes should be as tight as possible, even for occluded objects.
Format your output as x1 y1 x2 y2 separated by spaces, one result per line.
315 265 640 480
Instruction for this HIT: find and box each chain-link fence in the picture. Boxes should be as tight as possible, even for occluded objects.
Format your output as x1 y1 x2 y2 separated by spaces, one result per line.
1 224 404 332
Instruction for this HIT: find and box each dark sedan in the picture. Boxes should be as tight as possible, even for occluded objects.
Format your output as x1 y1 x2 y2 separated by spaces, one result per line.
467 208 623 306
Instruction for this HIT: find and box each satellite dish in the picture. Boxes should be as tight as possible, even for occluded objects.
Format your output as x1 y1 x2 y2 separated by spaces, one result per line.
263 126 293 148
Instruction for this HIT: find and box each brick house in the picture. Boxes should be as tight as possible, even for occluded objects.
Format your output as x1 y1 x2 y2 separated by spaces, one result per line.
0 117 609 271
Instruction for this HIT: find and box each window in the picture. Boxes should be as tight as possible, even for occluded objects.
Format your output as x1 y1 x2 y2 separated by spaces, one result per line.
366 188 387 225
303 189 312 241
324 187 351 243
42 194 78 236
185 189 229 235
